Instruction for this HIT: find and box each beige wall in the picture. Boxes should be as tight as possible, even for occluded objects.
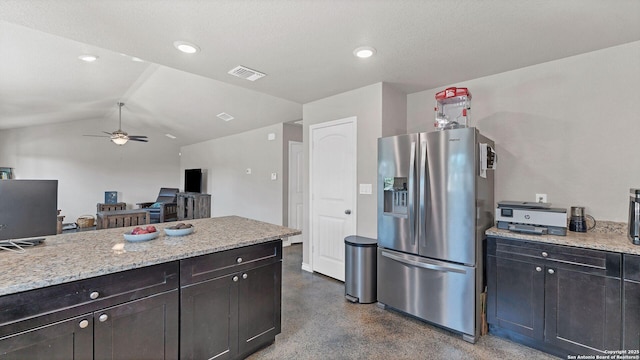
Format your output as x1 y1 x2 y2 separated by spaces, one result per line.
408 41 640 221
179 123 285 225
0 117 181 222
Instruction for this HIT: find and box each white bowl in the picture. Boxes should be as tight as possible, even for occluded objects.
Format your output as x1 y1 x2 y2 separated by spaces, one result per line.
164 226 194 237
123 231 159 242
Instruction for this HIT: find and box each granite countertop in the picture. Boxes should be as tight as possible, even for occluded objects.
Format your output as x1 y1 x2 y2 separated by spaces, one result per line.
0 216 301 296
486 220 640 255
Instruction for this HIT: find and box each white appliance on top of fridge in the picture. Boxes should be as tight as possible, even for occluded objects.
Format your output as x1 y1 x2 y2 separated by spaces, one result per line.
377 127 496 343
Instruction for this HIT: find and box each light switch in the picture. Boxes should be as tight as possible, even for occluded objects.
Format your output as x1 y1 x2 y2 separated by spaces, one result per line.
267 133 276 141
271 172 278 180
246 168 252 175
359 184 372 195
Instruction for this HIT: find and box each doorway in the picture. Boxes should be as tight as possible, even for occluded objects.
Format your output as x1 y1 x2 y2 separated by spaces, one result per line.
309 116 357 282
286 141 303 245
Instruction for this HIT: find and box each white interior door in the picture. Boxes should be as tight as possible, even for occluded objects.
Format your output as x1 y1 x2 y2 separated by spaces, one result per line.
287 141 303 245
310 117 357 282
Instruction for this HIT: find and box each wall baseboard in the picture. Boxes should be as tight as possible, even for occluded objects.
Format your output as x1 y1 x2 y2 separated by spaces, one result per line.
301 262 313 273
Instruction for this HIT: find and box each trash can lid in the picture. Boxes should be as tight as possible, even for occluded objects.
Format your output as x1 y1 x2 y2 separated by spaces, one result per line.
344 235 377 247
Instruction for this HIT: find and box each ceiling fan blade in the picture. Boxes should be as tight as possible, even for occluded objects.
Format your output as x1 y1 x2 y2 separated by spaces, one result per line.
83 135 110 138
102 131 114 136
128 135 148 139
128 138 149 142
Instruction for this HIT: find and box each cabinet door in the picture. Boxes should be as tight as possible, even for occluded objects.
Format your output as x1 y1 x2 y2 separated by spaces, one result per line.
545 266 621 354
94 290 179 360
486 255 545 340
180 274 239 360
0 314 92 360
238 261 282 357
624 280 640 350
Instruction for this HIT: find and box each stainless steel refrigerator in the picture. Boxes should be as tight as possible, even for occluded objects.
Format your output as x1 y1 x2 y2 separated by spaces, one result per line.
377 127 495 343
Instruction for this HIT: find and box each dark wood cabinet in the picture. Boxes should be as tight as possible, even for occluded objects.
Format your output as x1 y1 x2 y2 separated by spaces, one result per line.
0 314 93 360
94 290 179 360
0 241 283 360
180 240 282 360
487 237 622 357
486 255 545 340
0 262 179 360
624 254 640 350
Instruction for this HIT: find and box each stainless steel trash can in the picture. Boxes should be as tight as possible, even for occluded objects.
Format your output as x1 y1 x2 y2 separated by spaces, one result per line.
344 235 377 303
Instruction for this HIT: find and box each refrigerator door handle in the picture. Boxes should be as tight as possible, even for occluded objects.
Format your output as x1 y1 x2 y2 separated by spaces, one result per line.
408 141 416 245
381 250 467 274
418 140 427 245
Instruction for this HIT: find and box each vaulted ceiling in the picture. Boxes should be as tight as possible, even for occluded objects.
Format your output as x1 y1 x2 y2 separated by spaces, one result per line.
1 1 639 146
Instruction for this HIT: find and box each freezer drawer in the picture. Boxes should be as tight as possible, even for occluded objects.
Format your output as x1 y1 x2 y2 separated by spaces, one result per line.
377 248 476 336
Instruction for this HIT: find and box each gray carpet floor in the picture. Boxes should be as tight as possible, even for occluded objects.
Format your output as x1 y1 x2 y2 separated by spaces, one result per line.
247 244 557 360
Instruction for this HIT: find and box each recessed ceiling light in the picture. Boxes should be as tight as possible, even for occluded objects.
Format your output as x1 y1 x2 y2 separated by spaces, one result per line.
78 54 99 62
173 41 200 54
165 134 177 139
353 46 376 58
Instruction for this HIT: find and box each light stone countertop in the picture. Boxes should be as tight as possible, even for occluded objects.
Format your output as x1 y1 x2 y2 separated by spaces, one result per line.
486 220 640 255
0 216 301 296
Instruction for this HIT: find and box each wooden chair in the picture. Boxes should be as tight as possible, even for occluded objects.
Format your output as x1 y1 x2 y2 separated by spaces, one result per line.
136 188 179 223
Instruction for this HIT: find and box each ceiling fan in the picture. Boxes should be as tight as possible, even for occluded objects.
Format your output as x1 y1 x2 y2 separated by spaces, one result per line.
85 102 148 145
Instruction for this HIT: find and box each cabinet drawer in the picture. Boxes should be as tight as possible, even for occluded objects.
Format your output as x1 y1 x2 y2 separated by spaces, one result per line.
624 254 640 282
0 261 179 334
181 241 282 286
489 237 621 277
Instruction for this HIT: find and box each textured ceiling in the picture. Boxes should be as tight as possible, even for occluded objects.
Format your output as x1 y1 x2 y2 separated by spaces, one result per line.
1 0 639 145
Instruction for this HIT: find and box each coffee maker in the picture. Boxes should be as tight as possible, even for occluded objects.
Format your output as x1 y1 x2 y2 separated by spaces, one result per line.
569 206 595 232
629 189 640 245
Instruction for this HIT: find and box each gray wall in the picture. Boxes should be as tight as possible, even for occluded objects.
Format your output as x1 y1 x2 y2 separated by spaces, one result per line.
0 117 180 222
179 123 285 225
408 41 640 221
301 82 406 267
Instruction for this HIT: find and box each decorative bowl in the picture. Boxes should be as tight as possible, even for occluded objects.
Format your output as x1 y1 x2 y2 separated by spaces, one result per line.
123 231 159 242
164 226 195 237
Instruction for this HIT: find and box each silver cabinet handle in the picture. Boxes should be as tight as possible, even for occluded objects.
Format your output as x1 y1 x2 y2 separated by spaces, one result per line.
236 257 243 264
233 275 239 282
79 319 89 328
535 266 542 272
548 269 555 274
345 210 351 215
90 291 100 300
541 252 548 257
99 314 108 322
242 273 248 279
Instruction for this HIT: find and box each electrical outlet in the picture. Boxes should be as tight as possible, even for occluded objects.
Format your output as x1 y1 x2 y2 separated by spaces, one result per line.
536 193 547 203
271 172 277 180
245 168 252 175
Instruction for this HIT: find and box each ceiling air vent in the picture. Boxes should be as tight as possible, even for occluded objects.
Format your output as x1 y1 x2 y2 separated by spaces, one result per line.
217 112 234 121
227 65 266 81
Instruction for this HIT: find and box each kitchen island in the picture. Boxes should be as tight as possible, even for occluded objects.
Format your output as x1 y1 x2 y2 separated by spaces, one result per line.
0 216 301 359
485 221 638 357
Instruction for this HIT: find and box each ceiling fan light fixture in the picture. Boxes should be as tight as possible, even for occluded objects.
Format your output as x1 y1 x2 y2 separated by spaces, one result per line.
111 137 128 145
78 54 99 62
173 41 200 54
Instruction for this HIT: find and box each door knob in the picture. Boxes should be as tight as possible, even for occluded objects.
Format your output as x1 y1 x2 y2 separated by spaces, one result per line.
345 210 351 215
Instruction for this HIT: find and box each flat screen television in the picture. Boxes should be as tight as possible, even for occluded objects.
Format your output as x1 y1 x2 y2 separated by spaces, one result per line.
184 169 202 193
0 180 58 240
